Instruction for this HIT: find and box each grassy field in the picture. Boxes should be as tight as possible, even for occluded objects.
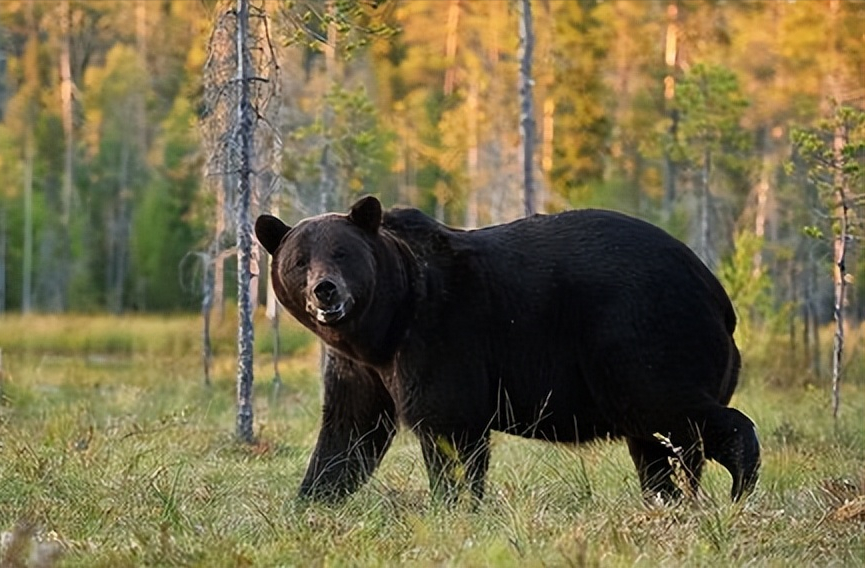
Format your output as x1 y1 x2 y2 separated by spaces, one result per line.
0 314 863 567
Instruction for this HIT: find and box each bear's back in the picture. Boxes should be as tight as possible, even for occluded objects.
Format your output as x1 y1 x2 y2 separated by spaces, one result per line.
384 208 732 327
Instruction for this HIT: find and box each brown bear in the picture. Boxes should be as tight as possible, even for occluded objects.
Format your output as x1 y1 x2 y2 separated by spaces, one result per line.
255 196 760 504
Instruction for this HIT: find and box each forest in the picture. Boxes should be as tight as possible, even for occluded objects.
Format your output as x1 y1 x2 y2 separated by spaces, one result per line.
0 0 860 317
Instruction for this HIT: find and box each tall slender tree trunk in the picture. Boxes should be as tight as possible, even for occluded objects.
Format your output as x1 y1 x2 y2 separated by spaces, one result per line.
318 0 338 214
443 0 460 97
699 147 712 269
518 0 536 216
805 248 821 378
109 141 131 314
541 96 554 199
58 0 74 311
235 0 255 444
202 250 214 387
830 117 848 419
135 0 148 152
465 77 479 227
752 128 771 277
662 1 679 222
215 181 226 322
827 0 845 418
21 0 36 313
22 129 34 313
250 167 260 311
433 0 461 223
266 201 282 387
60 0 73 226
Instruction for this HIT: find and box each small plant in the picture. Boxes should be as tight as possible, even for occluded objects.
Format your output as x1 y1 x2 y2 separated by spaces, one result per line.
653 432 699 502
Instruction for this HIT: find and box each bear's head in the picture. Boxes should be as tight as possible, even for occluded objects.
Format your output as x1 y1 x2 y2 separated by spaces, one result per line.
256 196 406 362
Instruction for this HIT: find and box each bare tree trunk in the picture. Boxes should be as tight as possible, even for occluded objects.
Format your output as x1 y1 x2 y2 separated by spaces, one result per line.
60 0 73 226
265 203 282 388
662 2 679 222
135 0 148 152
126 0 147 312
752 129 770 276
22 129 33 313
788 258 797 362
699 147 712 269
215 180 226 322
518 0 536 216
811 290 821 378
58 0 74 310
202 249 215 387
319 145 337 214
431 0 461 222
443 0 460 97
21 0 35 313
109 141 131 314
465 76 478 227
250 175 260 311
318 0 338 214
802 265 811 374
804 247 822 379
235 0 255 444
267 252 282 396
541 96 554 192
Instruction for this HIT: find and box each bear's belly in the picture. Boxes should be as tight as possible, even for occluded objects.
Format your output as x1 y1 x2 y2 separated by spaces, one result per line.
492 389 617 444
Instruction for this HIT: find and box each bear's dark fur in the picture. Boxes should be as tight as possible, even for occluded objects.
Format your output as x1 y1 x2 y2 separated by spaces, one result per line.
255 196 760 504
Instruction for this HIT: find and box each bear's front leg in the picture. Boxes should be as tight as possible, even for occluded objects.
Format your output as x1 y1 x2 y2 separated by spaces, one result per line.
299 351 396 502
418 429 490 506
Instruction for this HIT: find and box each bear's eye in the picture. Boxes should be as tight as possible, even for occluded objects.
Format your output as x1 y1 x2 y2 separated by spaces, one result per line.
293 256 308 270
332 249 347 261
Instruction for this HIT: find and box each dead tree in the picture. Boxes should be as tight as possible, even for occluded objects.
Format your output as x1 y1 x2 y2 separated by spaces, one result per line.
202 0 279 442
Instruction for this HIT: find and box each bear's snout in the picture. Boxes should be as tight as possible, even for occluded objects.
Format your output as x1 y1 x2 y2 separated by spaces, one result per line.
307 276 354 325
313 279 340 304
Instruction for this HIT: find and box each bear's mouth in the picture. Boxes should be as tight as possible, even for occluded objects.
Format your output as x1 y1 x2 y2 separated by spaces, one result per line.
310 299 353 325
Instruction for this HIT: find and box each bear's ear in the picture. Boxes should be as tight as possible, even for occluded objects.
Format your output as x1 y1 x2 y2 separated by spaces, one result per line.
255 215 291 255
348 195 382 234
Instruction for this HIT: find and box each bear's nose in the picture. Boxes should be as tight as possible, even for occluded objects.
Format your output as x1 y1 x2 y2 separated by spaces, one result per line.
313 279 339 304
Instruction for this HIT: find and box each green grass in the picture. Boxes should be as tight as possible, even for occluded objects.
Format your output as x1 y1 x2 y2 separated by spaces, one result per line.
1 315 863 566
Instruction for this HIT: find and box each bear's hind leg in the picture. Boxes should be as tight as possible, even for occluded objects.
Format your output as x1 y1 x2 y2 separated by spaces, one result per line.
627 436 705 503
701 406 760 501
627 437 677 502
419 430 490 505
